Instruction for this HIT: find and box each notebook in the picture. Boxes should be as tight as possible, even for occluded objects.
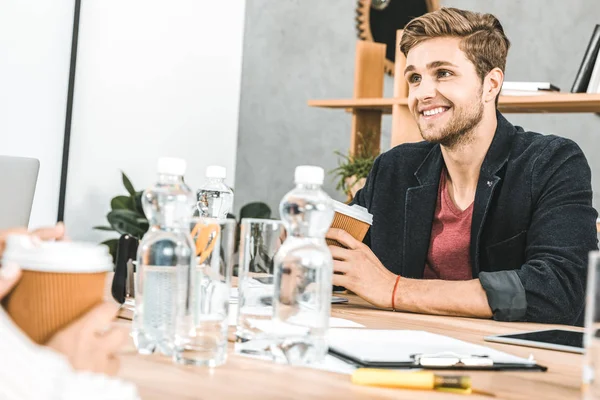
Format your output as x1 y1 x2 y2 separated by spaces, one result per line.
327 329 546 371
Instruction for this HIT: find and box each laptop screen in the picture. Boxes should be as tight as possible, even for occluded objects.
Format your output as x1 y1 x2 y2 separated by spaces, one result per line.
0 155 40 230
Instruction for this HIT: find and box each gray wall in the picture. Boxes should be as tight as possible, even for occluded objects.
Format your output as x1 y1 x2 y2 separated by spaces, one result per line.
234 0 600 217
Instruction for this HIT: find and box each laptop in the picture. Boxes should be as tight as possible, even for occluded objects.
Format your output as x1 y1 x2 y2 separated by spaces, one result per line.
0 155 40 230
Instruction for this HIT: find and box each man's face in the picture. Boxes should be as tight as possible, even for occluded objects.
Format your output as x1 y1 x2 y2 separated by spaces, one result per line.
405 37 485 147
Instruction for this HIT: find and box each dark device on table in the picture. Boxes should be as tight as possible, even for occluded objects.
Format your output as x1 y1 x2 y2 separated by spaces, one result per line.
484 329 584 354
255 276 349 295
254 276 273 285
260 296 349 306
111 234 139 304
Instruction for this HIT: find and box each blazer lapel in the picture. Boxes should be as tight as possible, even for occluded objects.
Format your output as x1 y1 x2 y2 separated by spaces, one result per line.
469 112 514 276
470 175 501 277
402 146 443 278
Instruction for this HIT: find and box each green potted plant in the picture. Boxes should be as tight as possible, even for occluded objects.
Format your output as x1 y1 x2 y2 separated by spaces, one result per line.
93 172 149 261
330 131 378 199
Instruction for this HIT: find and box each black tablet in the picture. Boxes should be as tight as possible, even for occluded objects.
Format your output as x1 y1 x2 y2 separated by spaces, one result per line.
484 329 584 354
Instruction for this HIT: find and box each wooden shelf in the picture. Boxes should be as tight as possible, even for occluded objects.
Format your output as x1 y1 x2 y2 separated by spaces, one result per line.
497 93 600 113
308 97 397 114
308 93 600 114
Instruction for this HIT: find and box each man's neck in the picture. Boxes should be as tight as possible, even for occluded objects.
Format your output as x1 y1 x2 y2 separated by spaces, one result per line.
441 111 497 210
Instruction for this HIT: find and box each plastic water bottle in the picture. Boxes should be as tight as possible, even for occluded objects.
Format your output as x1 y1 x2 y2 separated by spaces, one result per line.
132 157 196 356
196 166 233 219
270 165 335 365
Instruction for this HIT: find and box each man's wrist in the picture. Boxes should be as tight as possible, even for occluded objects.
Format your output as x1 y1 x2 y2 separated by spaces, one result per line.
391 275 402 311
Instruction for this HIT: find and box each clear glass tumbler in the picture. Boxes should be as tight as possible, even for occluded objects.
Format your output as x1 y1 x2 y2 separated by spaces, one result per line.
234 218 285 359
173 217 236 367
584 251 600 398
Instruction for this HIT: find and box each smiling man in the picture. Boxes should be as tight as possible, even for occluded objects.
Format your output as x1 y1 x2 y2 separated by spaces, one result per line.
326 7 598 325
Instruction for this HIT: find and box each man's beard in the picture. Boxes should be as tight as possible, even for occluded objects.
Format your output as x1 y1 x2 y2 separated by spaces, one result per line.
418 95 484 149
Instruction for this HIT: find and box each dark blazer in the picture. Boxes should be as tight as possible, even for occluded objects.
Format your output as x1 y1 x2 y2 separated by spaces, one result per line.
352 112 598 325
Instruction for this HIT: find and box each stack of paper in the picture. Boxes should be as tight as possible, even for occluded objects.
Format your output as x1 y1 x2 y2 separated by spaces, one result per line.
501 81 560 96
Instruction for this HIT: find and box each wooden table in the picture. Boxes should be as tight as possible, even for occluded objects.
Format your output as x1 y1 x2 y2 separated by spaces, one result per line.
115 296 585 400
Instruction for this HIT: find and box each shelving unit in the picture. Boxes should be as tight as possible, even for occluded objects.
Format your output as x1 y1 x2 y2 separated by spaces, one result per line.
309 29 600 154
309 93 600 114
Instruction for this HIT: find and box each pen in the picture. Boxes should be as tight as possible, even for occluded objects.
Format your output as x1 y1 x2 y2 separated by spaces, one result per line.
351 369 494 396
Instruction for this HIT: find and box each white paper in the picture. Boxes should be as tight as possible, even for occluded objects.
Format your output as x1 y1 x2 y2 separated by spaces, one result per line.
308 355 358 375
228 303 238 326
228 303 365 330
329 317 365 328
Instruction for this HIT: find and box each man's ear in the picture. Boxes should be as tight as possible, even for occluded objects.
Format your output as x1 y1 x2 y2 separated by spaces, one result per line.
484 67 504 103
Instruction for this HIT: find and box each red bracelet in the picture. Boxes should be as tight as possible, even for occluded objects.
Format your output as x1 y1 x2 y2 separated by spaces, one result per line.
391 275 401 311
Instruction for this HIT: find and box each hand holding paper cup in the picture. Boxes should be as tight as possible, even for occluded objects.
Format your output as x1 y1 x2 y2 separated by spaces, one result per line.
327 200 373 248
1 235 113 344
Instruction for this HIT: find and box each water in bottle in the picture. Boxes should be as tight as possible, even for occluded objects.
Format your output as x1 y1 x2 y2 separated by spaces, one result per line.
196 165 233 218
270 165 334 365
132 157 196 356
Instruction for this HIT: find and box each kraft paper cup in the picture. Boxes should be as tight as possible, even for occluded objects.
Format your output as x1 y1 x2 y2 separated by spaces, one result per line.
327 201 373 248
1 235 113 344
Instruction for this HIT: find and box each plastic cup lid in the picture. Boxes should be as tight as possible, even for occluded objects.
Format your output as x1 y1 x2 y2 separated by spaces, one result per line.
332 200 373 225
2 235 114 273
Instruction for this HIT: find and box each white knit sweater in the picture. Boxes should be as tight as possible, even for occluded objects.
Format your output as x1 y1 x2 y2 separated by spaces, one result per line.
0 308 140 400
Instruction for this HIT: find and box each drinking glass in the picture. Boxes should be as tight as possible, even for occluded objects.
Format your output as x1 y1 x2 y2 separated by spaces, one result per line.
583 251 600 398
173 217 236 367
234 218 285 358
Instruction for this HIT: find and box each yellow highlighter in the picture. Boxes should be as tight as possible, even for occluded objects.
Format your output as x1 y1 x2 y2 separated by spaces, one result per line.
351 369 473 395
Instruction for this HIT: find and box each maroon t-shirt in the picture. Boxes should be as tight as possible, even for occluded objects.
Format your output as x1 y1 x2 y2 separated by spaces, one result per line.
423 170 474 280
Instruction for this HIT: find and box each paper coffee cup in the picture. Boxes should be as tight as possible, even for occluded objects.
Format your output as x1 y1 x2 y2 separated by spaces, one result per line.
327 201 373 248
1 235 113 344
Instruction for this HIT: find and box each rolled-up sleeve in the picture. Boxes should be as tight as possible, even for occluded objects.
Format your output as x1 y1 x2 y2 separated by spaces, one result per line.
483 138 598 325
479 270 527 321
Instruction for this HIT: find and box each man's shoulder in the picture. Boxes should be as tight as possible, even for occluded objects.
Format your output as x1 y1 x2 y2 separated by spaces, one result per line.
509 126 582 160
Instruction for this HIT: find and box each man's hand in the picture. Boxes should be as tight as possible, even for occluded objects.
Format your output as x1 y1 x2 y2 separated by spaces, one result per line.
47 303 128 376
326 228 397 309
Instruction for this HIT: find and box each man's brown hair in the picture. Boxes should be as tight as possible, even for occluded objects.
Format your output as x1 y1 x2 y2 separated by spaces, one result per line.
400 7 510 104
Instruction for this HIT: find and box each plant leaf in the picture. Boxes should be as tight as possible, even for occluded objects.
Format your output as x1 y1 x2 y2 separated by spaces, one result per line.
107 209 149 238
101 238 119 265
111 195 132 210
329 142 376 194
122 171 136 196
134 191 145 216
240 202 271 220
93 226 115 231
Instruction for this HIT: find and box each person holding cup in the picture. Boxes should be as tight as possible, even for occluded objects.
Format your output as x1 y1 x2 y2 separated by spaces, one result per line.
326 8 598 326
0 224 139 400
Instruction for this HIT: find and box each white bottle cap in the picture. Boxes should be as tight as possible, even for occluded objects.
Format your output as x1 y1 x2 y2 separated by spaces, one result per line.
206 165 226 179
157 157 186 176
294 165 324 185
